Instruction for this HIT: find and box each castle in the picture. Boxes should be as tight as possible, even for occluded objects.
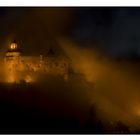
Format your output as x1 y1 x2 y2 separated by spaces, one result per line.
4 42 70 83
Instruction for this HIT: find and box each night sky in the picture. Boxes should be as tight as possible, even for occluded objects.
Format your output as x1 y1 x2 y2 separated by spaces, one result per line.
0 7 140 58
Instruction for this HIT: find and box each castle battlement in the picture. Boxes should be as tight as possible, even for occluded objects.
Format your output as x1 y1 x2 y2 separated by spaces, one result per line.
4 42 70 83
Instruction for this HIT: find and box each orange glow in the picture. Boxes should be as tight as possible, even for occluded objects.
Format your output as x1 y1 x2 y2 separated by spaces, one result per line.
136 110 140 116
25 75 33 83
6 71 16 83
10 43 17 50
7 75 15 83
131 102 140 117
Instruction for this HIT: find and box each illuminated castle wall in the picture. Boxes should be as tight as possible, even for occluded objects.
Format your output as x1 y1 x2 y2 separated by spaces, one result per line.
4 42 69 83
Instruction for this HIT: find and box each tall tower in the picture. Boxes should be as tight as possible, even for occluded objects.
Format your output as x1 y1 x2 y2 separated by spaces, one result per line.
5 42 21 83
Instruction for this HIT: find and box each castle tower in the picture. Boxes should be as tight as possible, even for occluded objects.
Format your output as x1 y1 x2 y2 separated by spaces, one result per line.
5 42 20 62
5 42 21 83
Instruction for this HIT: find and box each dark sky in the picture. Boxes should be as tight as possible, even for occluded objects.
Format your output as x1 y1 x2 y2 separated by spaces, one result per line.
72 8 140 59
0 7 140 58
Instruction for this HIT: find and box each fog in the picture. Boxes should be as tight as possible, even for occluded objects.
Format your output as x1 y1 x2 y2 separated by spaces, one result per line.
0 7 140 133
1 37 140 133
58 38 140 132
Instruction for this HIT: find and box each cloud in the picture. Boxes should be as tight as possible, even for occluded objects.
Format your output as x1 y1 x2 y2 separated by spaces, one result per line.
58 38 140 131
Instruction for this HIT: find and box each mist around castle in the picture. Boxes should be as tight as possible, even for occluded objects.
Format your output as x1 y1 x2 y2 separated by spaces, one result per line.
1 7 140 134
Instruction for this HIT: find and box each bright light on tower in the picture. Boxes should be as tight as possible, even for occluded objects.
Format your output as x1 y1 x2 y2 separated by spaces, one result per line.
10 43 17 50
